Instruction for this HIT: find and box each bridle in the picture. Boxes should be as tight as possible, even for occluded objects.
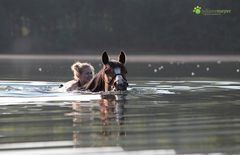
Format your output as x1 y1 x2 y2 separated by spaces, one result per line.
101 59 128 91
103 69 127 91
107 73 125 86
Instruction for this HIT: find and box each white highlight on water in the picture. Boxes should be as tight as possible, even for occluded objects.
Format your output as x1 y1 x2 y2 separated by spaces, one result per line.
206 67 210 71
158 66 164 70
0 95 101 105
0 147 177 155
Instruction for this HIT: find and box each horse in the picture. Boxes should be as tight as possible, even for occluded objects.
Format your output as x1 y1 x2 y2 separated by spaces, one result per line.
84 51 128 92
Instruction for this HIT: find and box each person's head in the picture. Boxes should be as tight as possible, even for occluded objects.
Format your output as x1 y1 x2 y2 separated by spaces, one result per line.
71 62 95 85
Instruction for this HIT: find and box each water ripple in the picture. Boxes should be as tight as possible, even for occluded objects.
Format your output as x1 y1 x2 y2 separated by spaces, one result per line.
0 80 240 154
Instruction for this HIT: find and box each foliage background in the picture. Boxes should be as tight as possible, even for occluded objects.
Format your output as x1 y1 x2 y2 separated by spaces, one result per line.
0 0 239 54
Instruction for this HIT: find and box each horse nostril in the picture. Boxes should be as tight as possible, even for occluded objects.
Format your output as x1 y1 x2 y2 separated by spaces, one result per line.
114 82 118 87
122 81 128 87
114 82 128 91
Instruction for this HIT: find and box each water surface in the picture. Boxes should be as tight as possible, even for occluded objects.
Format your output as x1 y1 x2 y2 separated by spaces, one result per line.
0 57 240 154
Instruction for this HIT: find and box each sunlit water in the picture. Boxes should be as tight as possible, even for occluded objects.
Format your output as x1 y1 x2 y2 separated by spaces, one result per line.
0 57 240 154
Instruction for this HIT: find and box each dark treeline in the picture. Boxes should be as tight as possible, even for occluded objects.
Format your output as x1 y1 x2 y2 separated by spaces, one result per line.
0 0 239 54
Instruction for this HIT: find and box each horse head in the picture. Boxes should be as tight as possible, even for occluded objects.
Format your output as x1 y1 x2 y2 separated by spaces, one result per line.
102 51 128 91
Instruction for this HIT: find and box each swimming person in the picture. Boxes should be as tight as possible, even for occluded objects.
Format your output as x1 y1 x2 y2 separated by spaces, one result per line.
60 62 95 91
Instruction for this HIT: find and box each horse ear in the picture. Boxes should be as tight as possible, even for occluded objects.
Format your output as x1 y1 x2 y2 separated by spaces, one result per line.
119 51 126 64
102 51 109 65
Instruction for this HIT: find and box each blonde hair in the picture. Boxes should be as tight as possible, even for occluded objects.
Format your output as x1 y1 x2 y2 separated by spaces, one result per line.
71 62 95 80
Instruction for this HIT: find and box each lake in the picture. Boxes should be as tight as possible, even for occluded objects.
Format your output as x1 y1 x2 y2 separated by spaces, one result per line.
0 55 239 155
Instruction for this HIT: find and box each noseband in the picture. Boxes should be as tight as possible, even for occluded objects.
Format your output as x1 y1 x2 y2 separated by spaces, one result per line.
106 73 125 86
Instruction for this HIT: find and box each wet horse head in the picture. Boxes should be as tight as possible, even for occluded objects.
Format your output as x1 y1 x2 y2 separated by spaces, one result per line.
84 51 128 92
102 51 128 91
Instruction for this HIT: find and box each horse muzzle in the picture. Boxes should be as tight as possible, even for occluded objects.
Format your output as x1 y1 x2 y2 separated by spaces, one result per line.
114 81 128 91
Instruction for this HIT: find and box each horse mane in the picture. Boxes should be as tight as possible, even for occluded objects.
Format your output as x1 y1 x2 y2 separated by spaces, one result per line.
83 69 105 92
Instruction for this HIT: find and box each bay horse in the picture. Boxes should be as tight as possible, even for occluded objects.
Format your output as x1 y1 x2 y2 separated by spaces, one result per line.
84 51 128 92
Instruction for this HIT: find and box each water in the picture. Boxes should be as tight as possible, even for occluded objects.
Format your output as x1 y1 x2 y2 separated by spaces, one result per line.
0 56 240 155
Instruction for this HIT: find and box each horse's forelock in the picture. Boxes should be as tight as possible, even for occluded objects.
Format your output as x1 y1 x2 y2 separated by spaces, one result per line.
108 60 124 68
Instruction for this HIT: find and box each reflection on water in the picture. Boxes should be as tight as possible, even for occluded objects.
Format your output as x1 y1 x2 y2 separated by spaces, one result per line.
0 80 240 154
69 94 127 148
